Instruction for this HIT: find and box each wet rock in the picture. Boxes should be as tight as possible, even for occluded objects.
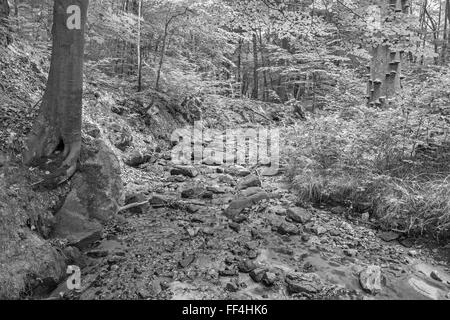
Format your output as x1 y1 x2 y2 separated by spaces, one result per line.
237 175 261 190
277 222 301 235
285 273 323 294
359 265 382 294
170 166 198 178
262 272 277 287
430 270 443 282
223 193 270 219
287 207 312 224
108 123 133 151
238 259 257 273
408 277 441 300
250 268 266 283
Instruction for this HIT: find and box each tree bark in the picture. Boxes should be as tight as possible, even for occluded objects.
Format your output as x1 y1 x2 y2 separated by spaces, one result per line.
137 0 142 92
0 0 12 46
24 0 89 183
367 0 409 108
251 32 259 99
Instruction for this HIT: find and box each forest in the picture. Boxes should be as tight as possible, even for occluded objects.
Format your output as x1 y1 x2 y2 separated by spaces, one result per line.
0 0 449 301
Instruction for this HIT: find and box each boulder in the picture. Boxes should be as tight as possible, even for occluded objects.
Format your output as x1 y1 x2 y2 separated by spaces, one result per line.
170 166 198 178
237 174 261 190
223 192 270 219
53 138 124 248
287 207 312 224
285 272 323 295
359 265 382 294
124 150 154 167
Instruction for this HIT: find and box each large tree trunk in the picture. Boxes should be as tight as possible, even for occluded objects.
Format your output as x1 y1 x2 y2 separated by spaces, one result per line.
367 0 409 107
0 0 12 46
251 32 259 99
24 0 89 183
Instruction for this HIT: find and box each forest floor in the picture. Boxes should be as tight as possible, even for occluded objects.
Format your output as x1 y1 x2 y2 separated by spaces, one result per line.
47 142 450 300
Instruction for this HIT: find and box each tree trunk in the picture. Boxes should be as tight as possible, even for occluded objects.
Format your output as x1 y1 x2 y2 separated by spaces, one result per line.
137 0 142 92
367 0 409 108
24 0 89 182
0 0 11 46
251 32 259 100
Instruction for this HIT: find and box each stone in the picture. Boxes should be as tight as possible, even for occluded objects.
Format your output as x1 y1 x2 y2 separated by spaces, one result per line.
269 205 286 216
62 246 87 268
311 225 327 236
262 272 277 286
124 150 153 167
225 281 239 292
285 273 323 295
124 193 150 215
250 268 266 283
408 250 419 257
219 268 238 277
229 222 241 233
379 231 400 242
408 277 441 300
181 187 204 199
179 254 196 268
344 249 358 257
330 206 346 215
224 166 251 177
359 265 382 294
170 166 198 178
430 270 443 282
108 123 133 151
237 174 261 190
53 138 123 247
223 192 270 219
287 207 312 224
277 222 301 235
238 259 257 273
241 187 264 197
149 195 168 208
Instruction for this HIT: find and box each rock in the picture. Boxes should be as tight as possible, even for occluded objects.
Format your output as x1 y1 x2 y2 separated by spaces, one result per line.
170 166 198 178
82 121 101 138
246 249 259 259
260 167 280 176
181 187 204 199
149 195 169 208
237 174 261 190
262 272 277 286
408 277 441 300
219 268 238 277
238 259 257 273
277 222 301 235
311 225 327 236
361 212 370 221
330 206 346 215
124 193 150 215
269 205 286 216
207 185 226 194
108 123 133 151
229 222 241 233
0 230 66 299
62 246 87 268
179 254 196 268
287 207 312 224
250 268 266 283
359 265 382 294
285 273 323 295
53 138 123 247
225 281 240 292
408 250 419 257
344 249 358 257
430 270 443 282
241 187 264 197
124 150 153 167
354 202 372 213
379 231 400 242
223 192 270 219
224 166 251 177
